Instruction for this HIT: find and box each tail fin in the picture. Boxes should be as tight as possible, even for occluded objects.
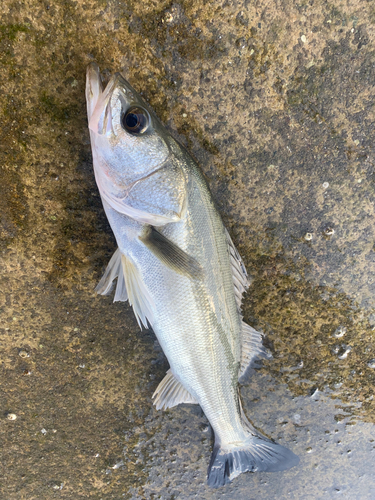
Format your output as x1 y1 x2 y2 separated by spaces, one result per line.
207 435 299 488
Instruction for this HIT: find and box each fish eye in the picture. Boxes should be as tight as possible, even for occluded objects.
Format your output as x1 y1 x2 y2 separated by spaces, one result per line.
122 106 149 134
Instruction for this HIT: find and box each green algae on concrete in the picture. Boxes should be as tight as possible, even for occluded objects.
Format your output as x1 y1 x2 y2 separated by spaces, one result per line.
1 0 375 498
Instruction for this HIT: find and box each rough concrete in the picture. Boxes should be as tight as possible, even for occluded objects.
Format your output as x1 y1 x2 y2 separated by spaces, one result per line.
1 0 375 498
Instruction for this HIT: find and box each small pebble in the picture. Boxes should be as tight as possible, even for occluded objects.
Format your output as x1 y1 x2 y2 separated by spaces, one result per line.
338 346 352 360
334 326 347 338
301 35 307 43
164 12 173 23
293 414 301 424
112 460 124 469
310 387 319 398
324 227 335 236
52 483 63 490
367 359 375 368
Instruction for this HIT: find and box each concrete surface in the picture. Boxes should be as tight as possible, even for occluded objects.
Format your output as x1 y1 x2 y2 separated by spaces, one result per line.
1 0 375 498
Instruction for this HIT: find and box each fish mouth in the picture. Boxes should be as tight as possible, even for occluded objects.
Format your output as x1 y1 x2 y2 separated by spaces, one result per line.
85 62 103 122
86 63 137 136
86 63 119 136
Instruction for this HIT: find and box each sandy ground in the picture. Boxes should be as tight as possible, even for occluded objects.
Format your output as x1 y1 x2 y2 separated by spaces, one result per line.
1 0 375 498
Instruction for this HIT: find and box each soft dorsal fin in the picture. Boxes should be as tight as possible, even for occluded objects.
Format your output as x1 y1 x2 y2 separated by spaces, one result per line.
224 228 250 312
239 322 272 380
152 369 198 410
224 229 272 377
95 248 154 329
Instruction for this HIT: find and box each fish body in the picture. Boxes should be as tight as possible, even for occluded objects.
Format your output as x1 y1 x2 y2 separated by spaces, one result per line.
86 63 298 487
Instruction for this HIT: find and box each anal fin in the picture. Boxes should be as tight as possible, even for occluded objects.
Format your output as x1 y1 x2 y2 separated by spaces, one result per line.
152 369 198 410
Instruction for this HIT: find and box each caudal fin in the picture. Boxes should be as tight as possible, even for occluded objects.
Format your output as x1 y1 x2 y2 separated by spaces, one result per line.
207 435 299 488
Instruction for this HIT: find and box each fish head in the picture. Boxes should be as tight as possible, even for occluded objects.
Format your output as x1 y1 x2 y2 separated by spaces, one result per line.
86 63 170 191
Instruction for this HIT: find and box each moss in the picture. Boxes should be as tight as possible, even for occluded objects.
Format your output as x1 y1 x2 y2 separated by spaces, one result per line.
0 23 29 41
177 119 220 156
39 91 80 122
0 167 27 248
134 2 223 64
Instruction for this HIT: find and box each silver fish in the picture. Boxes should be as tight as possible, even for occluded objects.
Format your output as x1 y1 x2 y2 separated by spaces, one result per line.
85 62 299 487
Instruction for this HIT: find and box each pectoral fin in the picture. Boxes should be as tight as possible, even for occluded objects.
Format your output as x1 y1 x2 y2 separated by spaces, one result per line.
140 228 203 279
152 369 198 410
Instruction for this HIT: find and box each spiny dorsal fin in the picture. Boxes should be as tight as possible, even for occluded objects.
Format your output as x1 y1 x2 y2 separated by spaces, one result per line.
239 322 272 380
95 248 154 329
224 228 250 312
140 227 203 280
152 369 198 410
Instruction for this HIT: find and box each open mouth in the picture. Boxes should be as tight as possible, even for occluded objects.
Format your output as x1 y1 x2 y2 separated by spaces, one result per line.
86 64 121 136
85 62 103 122
86 63 136 136
86 63 117 136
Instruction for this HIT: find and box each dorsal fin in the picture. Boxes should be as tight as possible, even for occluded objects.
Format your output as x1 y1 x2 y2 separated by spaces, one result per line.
239 322 272 380
224 229 272 378
224 228 250 312
152 369 198 410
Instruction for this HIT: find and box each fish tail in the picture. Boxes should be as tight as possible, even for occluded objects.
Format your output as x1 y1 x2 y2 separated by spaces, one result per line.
207 434 299 488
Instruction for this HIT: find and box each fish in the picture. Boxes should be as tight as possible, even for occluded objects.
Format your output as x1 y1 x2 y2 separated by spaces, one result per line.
85 62 299 488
